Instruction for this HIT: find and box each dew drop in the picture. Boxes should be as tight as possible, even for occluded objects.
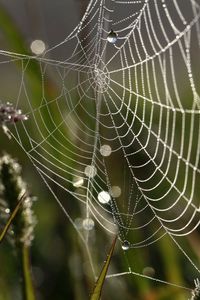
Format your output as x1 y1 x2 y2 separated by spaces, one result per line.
73 177 84 188
110 186 121 198
122 240 130 250
30 40 46 55
98 191 111 204
100 144 112 157
74 218 83 230
107 30 118 44
84 165 97 178
5 208 10 214
142 266 155 277
82 218 95 231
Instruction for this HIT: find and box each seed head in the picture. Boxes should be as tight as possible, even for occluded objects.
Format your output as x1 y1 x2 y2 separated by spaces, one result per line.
0 102 28 125
0 102 28 139
189 278 200 300
0 154 36 247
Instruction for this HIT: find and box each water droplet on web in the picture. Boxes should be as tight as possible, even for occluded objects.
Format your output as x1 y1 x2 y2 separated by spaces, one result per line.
30 40 46 55
74 218 83 230
98 191 111 204
107 30 118 44
110 186 121 198
121 240 130 250
100 144 112 157
5 208 10 214
142 266 155 277
82 218 94 230
73 177 84 188
84 165 97 178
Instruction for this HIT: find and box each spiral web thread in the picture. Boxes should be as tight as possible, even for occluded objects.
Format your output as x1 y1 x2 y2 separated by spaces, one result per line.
0 0 200 294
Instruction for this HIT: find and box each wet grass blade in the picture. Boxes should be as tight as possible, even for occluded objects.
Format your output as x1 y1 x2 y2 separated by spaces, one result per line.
90 236 117 300
0 193 26 243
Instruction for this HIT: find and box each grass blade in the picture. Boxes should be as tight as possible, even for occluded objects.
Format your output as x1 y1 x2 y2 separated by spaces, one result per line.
90 236 117 300
0 193 26 243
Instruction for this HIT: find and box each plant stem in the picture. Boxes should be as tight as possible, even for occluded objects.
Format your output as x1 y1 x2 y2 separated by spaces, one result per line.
22 245 35 300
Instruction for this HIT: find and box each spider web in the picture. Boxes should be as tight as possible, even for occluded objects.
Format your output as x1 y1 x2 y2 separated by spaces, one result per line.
1 0 200 295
